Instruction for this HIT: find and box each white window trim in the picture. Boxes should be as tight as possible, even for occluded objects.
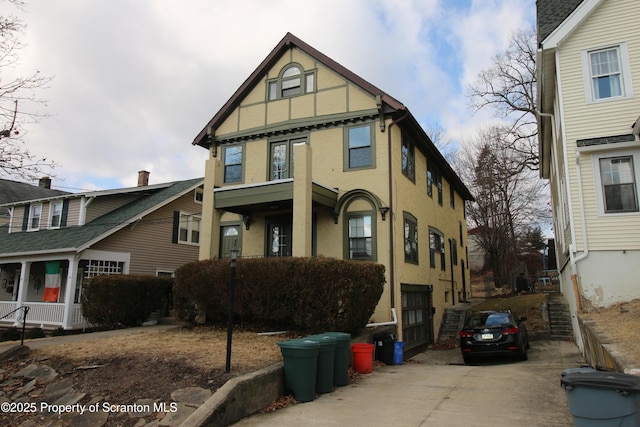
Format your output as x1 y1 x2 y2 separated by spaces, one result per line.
194 188 203 204
581 42 633 104
592 148 640 217
178 212 201 245
48 201 63 229
27 204 42 231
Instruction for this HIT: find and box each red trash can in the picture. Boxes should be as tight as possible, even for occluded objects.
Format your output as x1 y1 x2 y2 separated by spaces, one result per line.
351 343 374 374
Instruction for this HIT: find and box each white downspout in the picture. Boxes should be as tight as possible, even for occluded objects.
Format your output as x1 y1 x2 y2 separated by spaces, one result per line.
572 151 589 267
366 308 397 328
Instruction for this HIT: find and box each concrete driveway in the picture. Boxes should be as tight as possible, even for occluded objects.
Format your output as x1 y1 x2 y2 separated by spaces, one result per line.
234 340 582 426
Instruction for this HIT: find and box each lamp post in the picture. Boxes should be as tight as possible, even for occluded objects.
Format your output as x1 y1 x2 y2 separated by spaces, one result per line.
225 247 239 373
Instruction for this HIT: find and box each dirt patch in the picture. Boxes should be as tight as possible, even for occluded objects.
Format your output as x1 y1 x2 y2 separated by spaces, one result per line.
0 326 289 427
580 298 640 368
471 293 548 332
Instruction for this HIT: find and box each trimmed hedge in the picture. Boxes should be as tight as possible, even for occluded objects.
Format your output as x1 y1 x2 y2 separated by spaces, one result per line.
81 275 171 328
174 257 385 334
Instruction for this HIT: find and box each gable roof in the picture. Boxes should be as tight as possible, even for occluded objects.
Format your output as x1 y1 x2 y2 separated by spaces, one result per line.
0 179 68 205
192 32 406 149
536 0 585 43
191 33 473 201
0 177 203 257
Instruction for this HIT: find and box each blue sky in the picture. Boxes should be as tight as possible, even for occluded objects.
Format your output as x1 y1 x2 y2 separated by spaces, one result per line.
7 0 536 191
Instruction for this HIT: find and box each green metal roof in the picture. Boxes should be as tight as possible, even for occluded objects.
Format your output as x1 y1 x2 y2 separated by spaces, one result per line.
0 177 203 257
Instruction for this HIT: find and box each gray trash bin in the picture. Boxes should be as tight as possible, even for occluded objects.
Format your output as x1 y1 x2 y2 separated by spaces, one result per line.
561 371 640 426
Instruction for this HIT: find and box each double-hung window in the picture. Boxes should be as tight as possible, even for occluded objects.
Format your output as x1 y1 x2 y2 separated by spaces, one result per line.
179 213 201 245
348 214 373 260
223 145 243 184
28 204 42 231
49 201 63 228
345 124 374 169
595 153 639 214
582 43 633 102
429 228 445 270
403 212 418 264
402 136 415 181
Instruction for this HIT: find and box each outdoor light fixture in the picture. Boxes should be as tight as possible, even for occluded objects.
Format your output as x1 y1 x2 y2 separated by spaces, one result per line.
225 247 240 373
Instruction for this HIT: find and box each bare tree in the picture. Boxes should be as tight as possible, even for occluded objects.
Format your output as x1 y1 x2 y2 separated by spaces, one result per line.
425 122 457 164
0 0 55 180
457 126 549 283
467 27 538 170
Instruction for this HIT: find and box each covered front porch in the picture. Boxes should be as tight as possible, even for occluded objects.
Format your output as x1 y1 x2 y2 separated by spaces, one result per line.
0 249 130 330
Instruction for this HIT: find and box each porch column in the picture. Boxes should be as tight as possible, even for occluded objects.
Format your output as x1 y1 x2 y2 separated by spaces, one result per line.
293 141 312 257
13 261 30 325
200 151 222 259
62 257 79 329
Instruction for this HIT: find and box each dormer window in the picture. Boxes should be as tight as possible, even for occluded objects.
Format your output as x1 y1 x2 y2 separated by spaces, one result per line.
268 64 315 100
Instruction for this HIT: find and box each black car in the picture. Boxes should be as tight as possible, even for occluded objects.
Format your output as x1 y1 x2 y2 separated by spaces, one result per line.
459 310 529 364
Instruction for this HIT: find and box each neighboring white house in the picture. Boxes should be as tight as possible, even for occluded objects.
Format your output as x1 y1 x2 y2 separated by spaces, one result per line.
537 0 640 347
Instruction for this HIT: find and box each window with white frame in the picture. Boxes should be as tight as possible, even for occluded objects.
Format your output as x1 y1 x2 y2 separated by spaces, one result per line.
28 204 42 231
49 201 63 228
594 151 639 214
582 43 633 102
179 213 201 244
194 188 203 203
83 260 124 278
348 214 373 260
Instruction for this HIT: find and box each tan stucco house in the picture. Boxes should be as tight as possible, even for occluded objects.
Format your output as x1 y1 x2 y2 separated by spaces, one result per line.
537 0 640 347
192 33 473 352
0 172 204 329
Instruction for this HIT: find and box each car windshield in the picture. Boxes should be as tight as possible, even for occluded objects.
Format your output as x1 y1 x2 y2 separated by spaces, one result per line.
466 312 512 328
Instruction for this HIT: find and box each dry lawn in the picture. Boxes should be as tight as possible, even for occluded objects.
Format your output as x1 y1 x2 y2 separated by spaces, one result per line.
1 326 289 427
35 326 286 373
580 298 640 368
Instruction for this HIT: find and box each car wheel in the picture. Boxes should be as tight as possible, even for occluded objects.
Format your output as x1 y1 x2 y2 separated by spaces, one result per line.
519 346 528 361
463 355 474 365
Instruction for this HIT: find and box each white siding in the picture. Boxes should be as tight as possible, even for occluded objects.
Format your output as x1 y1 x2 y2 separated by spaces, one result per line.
556 0 640 251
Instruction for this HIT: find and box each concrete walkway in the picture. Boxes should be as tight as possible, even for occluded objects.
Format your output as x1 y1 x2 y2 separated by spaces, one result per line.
234 340 582 427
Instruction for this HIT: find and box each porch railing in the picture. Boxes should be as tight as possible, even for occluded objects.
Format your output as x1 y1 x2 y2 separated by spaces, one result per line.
0 304 30 345
0 301 85 329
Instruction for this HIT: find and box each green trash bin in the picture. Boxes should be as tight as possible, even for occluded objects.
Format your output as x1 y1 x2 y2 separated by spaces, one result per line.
276 339 320 402
323 332 351 386
305 334 337 394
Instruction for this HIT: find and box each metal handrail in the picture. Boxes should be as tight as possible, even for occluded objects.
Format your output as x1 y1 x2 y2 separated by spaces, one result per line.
0 305 30 345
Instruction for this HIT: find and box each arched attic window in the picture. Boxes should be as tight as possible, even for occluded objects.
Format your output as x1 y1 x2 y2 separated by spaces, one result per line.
267 64 316 100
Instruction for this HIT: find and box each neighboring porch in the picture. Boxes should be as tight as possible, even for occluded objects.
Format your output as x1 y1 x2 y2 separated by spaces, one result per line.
0 250 130 330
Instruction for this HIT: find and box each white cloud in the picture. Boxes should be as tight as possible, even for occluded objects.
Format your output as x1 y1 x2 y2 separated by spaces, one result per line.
6 0 535 191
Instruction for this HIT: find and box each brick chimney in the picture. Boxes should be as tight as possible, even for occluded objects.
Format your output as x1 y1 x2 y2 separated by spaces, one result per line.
138 170 150 187
39 176 52 189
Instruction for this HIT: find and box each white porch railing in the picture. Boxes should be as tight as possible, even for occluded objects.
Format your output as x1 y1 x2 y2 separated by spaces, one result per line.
0 301 86 328
0 301 20 323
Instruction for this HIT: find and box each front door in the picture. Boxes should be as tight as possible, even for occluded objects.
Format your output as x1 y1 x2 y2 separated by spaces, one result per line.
267 218 292 257
220 225 241 258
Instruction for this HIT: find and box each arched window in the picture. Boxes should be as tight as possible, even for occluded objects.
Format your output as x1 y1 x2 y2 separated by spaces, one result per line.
343 197 377 261
268 64 316 100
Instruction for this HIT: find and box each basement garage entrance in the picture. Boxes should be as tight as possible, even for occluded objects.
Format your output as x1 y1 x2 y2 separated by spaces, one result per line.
401 284 434 354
